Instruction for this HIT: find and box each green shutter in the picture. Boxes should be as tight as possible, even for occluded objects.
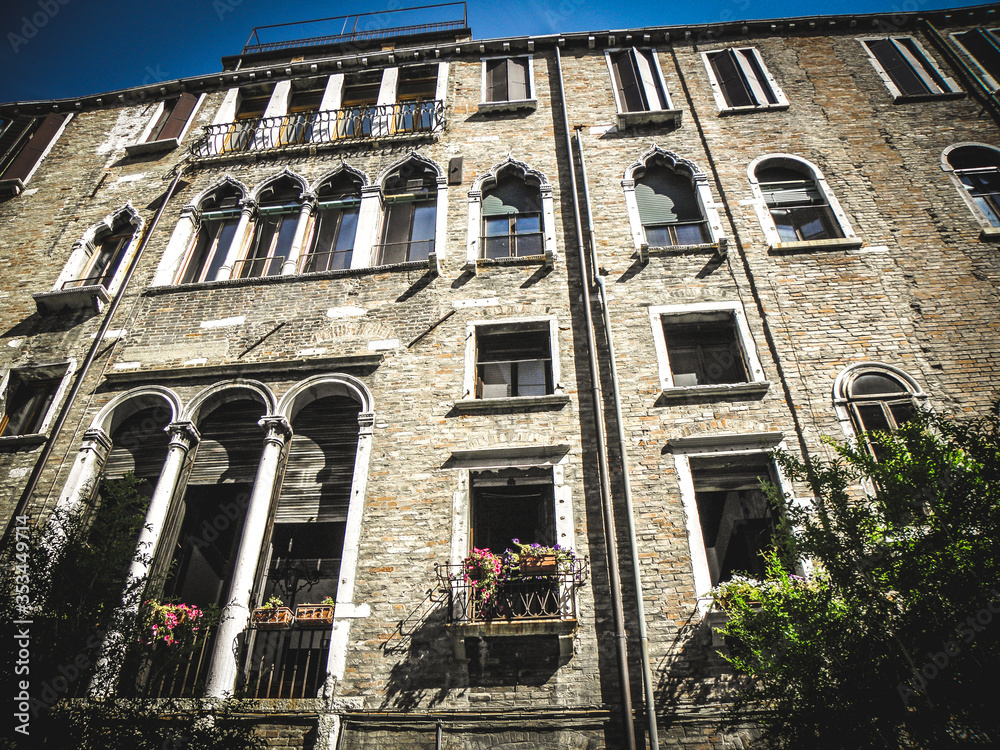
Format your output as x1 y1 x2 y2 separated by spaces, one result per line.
635 169 702 224
482 177 542 216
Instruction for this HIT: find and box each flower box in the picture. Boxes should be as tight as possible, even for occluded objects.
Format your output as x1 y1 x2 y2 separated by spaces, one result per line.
251 606 294 630
518 553 559 575
294 604 334 628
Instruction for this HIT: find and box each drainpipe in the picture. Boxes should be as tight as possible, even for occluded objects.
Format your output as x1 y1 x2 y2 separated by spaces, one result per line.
1 161 189 548
554 44 637 750
574 129 659 750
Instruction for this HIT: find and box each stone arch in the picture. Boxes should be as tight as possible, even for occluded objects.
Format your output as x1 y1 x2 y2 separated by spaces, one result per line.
249 168 309 203
91 386 181 435
183 379 277 424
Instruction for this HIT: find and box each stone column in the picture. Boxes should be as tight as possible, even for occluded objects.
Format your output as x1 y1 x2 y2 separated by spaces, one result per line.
88 421 200 697
216 199 256 281
282 193 317 275
204 415 291 698
49 427 112 537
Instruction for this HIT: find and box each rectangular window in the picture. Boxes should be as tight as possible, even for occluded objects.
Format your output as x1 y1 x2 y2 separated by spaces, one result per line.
862 37 960 99
485 57 530 102
180 213 241 284
396 65 439 132
476 327 553 398
0 113 70 193
339 71 382 138
239 210 298 279
649 302 767 395
224 89 272 152
704 48 787 112
689 455 780 586
304 202 359 272
147 93 199 143
0 367 67 438
279 85 324 146
378 197 436 265
68 230 133 289
951 28 1000 90
609 48 668 112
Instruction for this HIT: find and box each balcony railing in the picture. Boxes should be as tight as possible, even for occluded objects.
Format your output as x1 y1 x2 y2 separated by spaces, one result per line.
373 238 435 266
61 274 109 290
240 628 329 699
191 101 444 158
133 625 215 698
232 254 285 279
437 560 587 625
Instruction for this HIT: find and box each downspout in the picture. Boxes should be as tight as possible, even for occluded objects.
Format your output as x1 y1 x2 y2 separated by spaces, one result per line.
575 128 659 750
554 44 637 750
1 160 189 547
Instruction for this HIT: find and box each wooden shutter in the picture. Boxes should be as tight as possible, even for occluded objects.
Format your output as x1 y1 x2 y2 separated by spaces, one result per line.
760 179 821 207
0 113 68 183
154 93 198 141
507 58 529 100
0 117 35 174
104 407 172 480
866 39 928 96
611 50 646 112
636 169 702 224
956 29 1000 86
486 59 507 102
710 50 754 107
635 49 666 110
482 177 541 216
187 399 266 485
276 396 361 523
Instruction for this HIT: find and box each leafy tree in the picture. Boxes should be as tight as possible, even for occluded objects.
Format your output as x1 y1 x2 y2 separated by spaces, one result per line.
715 407 1000 748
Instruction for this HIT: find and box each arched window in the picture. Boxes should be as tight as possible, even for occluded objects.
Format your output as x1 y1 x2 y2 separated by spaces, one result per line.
755 160 842 243
302 171 363 273
635 164 709 247
377 161 437 265
67 216 137 290
945 144 1000 228
178 183 243 284
482 175 543 258
239 176 303 279
834 364 926 458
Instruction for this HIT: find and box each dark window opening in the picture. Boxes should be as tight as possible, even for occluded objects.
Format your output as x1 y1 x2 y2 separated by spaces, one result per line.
240 178 302 279
635 164 709 246
470 472 555 554
1 373 60 437
303 174 362 273
485 57 529 102
482 175 544 258
757 164 842 242
708 48 778 108
846 371 919 460
948 145 1000 227
476 327 553 398
662 314 748 387
377 163 437 264
864 38 952 96
146 93 199 143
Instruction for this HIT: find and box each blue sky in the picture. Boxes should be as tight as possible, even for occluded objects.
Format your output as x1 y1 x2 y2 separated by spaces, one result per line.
0 0 993 103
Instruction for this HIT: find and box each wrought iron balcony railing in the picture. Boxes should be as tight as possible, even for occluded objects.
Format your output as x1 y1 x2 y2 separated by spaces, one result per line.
133 625 215 698
436 560 587 625
240 627 329 699
191 101 444 158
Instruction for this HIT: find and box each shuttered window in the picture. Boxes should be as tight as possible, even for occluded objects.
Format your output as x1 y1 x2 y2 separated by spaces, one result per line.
186 399 266 485
661 313 749 387
954 29 1000 89
147 93 199 143
276 396 362 523
756 164 842 242
707 48 780 109
948 145 1000 227
863 38 957 97
482 176 544 258
103 406 171 480
0 374 60 437
0 113 69 185
610 49 667 112
635 166 708 246
476 328 552 398
485 57 530 102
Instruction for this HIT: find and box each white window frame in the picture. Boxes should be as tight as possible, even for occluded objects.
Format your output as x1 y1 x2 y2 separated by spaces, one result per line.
702 47 789 114
34 204 144 314
941 142 1000 241
649 301 768 399
466 156 557 271
126 94 206 157
747 153 862 252
456 316 568 412
604 48 682 129
858 37 961 101
832 362 927 447
622 145 727 259
668 433 791 613
479 55 537 112
0 359 77 447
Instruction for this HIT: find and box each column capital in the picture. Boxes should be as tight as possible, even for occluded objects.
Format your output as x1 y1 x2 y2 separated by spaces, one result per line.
239 199 258 215
82 427 113 453
258 415 292 445
166 420 200 448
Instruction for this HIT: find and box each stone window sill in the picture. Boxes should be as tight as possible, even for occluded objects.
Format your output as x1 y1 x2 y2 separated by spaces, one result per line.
471 252 554 273
659 381 770 401
891 91 965 104
0 178 26 197
125 137 180 158
34 284 112 314
718 103 789 116
979 227 1000 243
768 237 863 254
0 433 47 451
454 394 570 413
640 239 725 263
477 99 537 114
616 108 683 130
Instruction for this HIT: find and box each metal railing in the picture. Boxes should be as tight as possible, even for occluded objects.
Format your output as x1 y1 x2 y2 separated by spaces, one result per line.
231 254 286 279
437 560 587 624
299 249 353 274
135 625 215 698
481 231 545 259
373 238 435 265
191 101 444 158
61 274 109 290
241 4 467 55
240 628 329 699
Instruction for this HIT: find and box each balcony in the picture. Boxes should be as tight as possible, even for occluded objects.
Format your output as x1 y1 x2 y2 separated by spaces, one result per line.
190 101 444 159
239 628 329 699
33 275 112 314
132 625 216 698
436 559 587 660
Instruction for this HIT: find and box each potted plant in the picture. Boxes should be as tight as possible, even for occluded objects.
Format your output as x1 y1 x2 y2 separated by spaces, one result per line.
139 600 205 647
461 548 505 612
251 596 294 630
508 540 574 576
295 596 335 628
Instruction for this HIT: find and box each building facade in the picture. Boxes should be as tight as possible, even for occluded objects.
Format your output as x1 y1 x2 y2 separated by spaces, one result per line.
2 3 1000 748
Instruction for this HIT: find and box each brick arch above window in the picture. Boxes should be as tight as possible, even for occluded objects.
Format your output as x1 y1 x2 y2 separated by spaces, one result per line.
622 145 726 260
747 153 861 252
466 156 557 271
833 362 928 451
